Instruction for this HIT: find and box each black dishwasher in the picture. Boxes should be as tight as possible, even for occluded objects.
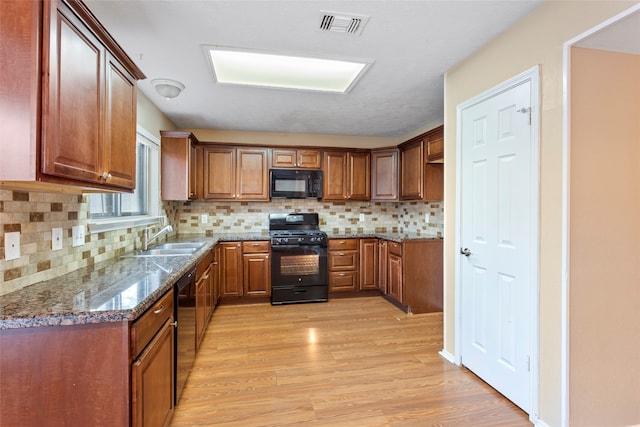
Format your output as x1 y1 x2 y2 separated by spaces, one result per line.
174 267 196 404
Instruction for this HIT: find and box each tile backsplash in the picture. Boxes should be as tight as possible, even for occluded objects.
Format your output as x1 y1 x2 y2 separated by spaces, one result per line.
0 189 442 296
172 199 443 237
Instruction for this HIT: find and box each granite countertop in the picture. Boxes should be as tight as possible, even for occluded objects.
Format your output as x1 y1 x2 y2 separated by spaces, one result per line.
326 232 442 243
0 231 435 330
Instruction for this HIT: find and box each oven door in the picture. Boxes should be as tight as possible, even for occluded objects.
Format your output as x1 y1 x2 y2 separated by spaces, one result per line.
270 245 327 287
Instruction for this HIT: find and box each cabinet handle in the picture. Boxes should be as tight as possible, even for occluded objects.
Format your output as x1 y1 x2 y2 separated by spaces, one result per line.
212 261 218 265
203 275 210 280
252 243 260 246
134 360 142 367
265 255 269 259
153 305 165 314
101 172 112 181
339 273 346 276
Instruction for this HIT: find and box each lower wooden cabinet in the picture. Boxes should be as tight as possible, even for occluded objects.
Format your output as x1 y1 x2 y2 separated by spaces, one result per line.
195 250 214 349
221 242 243 296
242 241 271 297
219 241 271 299
359 238 378 290
378 239 443 314
131 318 175 427
328 238 359 292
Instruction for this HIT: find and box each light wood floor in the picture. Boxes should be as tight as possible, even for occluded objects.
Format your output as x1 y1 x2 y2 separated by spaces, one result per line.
171 297 530 426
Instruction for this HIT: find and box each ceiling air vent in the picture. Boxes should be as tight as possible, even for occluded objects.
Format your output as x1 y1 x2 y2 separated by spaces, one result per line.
319 11 369 36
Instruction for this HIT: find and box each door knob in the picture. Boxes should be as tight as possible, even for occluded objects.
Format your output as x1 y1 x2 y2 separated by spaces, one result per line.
460 247 472 257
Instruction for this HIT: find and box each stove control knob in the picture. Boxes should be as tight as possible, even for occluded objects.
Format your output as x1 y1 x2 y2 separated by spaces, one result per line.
297 237 305 243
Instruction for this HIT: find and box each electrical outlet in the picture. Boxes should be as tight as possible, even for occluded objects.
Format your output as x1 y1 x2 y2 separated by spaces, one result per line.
201 214 208 224
425 213 430 223
52 228 63 251
4 232 20 260
72 225 85 247
359 213 365 222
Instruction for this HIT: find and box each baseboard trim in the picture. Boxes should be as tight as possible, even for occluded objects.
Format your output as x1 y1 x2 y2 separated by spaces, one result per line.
438 349 456 364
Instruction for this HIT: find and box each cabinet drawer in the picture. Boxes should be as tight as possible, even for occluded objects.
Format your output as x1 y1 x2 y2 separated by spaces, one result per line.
329 271 358 292
328 239 358 251
242 241 270 253
130 289 174 358
328 250 358 271
196 250 213 279
388 241 402 256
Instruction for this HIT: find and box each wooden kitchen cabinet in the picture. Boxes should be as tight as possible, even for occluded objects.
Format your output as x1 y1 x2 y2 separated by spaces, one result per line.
399 126 444 201
359 238 378 290
131 319 175 427
323 151 371 201
377 239 388 294
160 131 198 200
328 238 359 292
195 250 214 349
379 239 443 313
371 149 399 201
272 149 322 169
221 242 243 297
0 0 144 192
202 146 269 201
426 125 444 162
212 244 222 309
242 241 271 297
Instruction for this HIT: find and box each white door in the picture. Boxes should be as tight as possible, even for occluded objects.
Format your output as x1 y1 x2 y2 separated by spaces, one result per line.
459 75 536 412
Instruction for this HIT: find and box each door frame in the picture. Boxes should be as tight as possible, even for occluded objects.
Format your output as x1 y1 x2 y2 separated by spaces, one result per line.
453 66 540 420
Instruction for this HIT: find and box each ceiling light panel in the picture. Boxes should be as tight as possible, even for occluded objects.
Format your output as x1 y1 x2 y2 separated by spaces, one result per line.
206 47 372 93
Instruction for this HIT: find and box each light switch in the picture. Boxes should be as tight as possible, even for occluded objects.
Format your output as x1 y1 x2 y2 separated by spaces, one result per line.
52 228 63 251
201 214 208 224
4 232 20 260
72 225 85 247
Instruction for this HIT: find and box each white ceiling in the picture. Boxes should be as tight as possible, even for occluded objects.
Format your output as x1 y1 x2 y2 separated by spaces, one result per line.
84 0 543 138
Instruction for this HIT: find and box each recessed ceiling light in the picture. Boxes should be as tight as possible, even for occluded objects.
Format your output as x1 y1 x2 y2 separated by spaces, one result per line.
205 47 372 93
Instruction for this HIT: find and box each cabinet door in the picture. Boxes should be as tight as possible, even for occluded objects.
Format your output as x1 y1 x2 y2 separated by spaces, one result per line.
329 271 358 292
371 149 399 201
347 152 371 200
236 148 269 200
221 242 243 296
161 133 198 200
195 265 211 349
203 147 236 199
388 253 403 303
104 54 136 189
272 149 297 168
323 151 347 200
243 253 271 297
426 125 444 162
378 240 388 294
211 245 221 312
42 2 104 184
131 319 174 427
400 140 424 200
359 239 378 290
297 150 322 169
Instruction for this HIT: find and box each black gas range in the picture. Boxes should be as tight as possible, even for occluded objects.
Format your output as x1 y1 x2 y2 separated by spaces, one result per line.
269 213 328 305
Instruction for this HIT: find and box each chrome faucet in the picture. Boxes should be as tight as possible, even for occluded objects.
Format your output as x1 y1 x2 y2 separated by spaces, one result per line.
143 225 173 250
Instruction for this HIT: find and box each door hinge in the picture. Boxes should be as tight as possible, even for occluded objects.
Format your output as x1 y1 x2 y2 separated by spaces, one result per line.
517 107 531 125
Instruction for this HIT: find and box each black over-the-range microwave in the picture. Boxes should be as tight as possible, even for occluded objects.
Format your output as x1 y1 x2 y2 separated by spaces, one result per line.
269 168 323 199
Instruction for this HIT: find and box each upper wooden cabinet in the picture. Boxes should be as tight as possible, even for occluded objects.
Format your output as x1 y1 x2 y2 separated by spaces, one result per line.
202 146 269 201
399 126 444 201
160 131 198 200
371 149 399 201
426 125 444 163
0 0 144 192
323 151 371 201
272 149 322 169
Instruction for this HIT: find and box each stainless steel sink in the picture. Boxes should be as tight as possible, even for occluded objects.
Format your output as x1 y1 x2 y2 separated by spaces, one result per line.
121 242 206 258
153 242 206 250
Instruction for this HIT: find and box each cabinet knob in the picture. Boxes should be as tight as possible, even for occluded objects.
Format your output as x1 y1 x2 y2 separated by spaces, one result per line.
101 172 113 181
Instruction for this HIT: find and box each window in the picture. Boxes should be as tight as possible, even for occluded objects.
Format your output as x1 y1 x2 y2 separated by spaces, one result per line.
88 128 161 232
